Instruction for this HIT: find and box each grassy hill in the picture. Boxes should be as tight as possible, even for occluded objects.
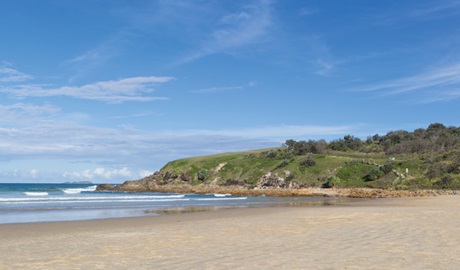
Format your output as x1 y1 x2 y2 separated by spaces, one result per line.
159 148 454 190
157 123 460 190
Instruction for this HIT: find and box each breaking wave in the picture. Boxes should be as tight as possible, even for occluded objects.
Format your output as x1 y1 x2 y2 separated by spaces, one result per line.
23 192 49 196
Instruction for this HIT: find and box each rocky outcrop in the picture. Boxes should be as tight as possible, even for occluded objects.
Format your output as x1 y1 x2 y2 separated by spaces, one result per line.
255 172 286 188
223 178 247 186
96 169 459 198
179 172 192 182
337 188 457 198
96 184 115 191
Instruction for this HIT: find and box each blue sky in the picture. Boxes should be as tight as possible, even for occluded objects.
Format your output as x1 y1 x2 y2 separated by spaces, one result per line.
1 0 459 183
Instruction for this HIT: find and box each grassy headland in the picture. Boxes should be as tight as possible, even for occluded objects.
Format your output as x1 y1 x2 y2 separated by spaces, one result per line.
99 123 460 196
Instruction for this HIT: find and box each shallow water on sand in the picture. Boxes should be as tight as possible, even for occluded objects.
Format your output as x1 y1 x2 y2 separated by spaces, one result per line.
0 183 345 224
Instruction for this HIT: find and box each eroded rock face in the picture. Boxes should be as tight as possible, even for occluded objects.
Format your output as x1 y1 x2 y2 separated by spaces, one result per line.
114 179 151 192
255 173 286 188
287 181 305 189
224 178 246 186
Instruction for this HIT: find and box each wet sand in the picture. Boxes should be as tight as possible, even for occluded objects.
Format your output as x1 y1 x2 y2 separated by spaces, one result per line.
1 195 460 269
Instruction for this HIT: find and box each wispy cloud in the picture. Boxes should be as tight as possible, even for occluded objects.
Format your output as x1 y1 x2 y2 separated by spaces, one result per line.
0 118 360 181
357 63 460 102
191 81 257 94
63 31 133 83
313 58 335 76
0 103 60 125
62 167 133 180
0 103 60 116
111 111 161 119
178 0 273 64
422 89 460 103
0 67 33 83
0 75 173 103
374 0 460 26
299 7 318 16
172 124 354 139
410 0 460 18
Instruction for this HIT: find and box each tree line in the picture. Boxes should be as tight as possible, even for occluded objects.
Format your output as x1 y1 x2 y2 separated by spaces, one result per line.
284 123 460 187
285 123 460 155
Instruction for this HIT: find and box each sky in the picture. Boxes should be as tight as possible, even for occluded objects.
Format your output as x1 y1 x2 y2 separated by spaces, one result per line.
1 0 460 183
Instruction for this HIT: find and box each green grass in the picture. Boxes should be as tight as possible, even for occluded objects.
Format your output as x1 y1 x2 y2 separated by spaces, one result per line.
157 147 447 189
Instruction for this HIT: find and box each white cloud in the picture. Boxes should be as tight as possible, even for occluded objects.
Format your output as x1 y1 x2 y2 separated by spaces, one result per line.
313 58 335 76
191 81 257 94
0 168 39 179
29 169 38 178
357 62 460 102
112 111 160 119
176 125 354 139
0 103 60 125
410 1 460 18
0 76 173 103
0 103 60 115
299 7 318 16
0 67 33 83
422 89 460 103
62 167 134 180
214 1 272 48
0 121 363 183
63 31 134 82
138 169 155 178
94 167 131 179
179 0 273 64
0 120 359 179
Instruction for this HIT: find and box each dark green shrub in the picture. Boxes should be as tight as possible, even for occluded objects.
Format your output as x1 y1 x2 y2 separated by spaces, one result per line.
436 174 454 189
300 155 316 168
381 163 394 174
263 150 277 159
364 167 383 181
322 176 340 188
275 160 289 169
285 173 295 181
198 169 208 181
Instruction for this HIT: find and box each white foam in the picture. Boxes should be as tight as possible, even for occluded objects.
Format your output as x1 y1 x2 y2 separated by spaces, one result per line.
23 192 49 196
195 197 247 201
0 194 186 202
0 194 189 204
214 193 232 197
61 185 98 194
1 198 191 205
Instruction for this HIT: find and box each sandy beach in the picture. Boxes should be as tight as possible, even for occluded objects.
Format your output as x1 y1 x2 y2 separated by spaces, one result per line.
1 195 460 270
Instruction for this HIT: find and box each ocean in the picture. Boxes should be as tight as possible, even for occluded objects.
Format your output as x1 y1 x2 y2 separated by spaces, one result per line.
0 183 338 224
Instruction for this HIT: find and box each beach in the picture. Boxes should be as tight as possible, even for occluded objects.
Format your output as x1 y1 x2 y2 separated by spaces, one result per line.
1 195 460 270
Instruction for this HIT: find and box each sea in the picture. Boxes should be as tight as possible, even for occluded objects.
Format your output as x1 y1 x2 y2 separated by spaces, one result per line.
0 183 340 224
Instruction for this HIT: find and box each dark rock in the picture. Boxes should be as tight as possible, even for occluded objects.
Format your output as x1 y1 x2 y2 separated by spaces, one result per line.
224 178 246 186
114 179 150 192
96 184 114 191
255 173 286 188
180 172 191 182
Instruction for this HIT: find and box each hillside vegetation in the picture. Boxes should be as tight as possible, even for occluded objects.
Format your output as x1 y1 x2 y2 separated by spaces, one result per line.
156 123 460 190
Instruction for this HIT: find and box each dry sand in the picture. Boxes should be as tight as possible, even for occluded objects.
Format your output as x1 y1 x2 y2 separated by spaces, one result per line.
1 195 460 270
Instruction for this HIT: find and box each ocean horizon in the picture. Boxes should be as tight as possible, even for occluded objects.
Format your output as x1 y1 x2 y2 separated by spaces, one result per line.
0 183 339 224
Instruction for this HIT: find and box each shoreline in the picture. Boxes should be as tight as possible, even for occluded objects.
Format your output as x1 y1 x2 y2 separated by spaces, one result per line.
2 195 460 269
0 195 362 225
99 181 459 198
